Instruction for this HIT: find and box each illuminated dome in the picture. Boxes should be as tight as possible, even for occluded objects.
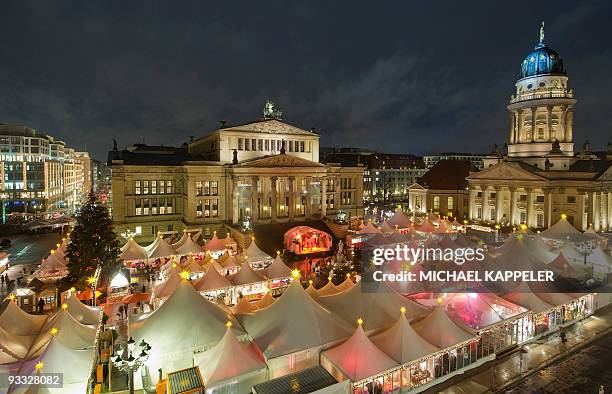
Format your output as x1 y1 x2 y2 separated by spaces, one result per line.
520 23 565 79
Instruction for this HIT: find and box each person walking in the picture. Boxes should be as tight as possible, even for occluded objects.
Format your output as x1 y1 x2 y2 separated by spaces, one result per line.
37 298 45 313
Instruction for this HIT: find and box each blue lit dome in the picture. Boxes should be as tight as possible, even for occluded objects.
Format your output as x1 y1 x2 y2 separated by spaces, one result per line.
520 42 565 79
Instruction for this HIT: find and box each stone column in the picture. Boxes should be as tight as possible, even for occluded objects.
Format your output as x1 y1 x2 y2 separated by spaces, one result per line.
231 176 239 224
566 107 574 142
250 176 259 223
321 177 327 218
517 110 524 143
495 187 504 223
608 191 612 231
509 112 515 144
305 176 312 218
560 105 567 142
601 191 609 231
546 106 553 141
482 186 489 222
593 191 601 231
288 176 295 221
545 189 553 228
468 188 476 220
530 107 537 142
526 188 533 227
270 176 278 223
509 187 517 226
586 191 594 230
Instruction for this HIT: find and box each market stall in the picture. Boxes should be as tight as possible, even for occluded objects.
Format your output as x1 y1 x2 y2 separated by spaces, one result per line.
284 226 333 255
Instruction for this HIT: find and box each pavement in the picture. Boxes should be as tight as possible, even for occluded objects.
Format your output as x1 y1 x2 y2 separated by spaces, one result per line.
429 304 612 394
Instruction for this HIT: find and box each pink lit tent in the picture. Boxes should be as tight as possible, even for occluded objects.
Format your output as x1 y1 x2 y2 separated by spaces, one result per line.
204 233 227 255
387 210 413 230
193 266 232 292
441 293 527 330
194 327 268 392
359 222 382 234
284 226 333 255
412 305 474 348
321 324 398 382
379 221 394 233
415 219 436 233
182 256 204 274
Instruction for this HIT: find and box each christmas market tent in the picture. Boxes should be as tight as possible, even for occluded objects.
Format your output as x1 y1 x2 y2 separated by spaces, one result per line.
585 246 612 277
171 231 191 249
415 219 436 234
387 210 413 230
176 236 204 256
370 312 439 364
30 310 96 354
501 281 555 314
203 233 227 256
218 255 240 272
336 277 355 293
131 280 246 374
32 251 68 279
230 262 267 286
284 226 333 255
194 326 268 393
584 225 606 240
221 232 238 252
65 294 100 326
359 222 382 235
379 221 395 233
0 324 35 360
146 236 176 259
317 279 339 297
182 256 204 274
523 236 558 264
547 252 588 280
12 337 94 394
152 266 182 299
540 216 590 242
240 280 353 362
119 238 148 261
202 259 225 275
193 266 232 292
321 324 398 383
554 241 586 262
264 255 292 280
318 281 430 331
0 300 47 336
412 305 474 348
304 282 321 301
257 292 276 309
232 297 257 315
440 293 528 330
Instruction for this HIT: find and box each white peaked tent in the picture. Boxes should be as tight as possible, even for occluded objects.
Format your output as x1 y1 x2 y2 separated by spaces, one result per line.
379 221 394 233
191 229 202 243
370 312 439 364
230 263 267 286
554 241 586 262
318 280 339 297
415 219 436 233
202 259 225 275
28 311 97 357
336 277 355 293
540 216 589 241
523 236 558 264
13 337 94 394
193 266 232 292
547 252 588 280
65 294 100 326
584 225 606 240
494 237 549 272
387 210 413 229
265 255 292 280
33 251 68 278
218 255 240 271
257 292 276 309
321 324 398 382
131 281 246 373
412 305 474 348
240 280 353 359
182 256 204 274
232 297 257 315
147 236 176 259
586 246 612 276
119 238 148 261
359 222 382 234
176 236 204 256
318 281 430 331
0 301 47 336
501 281 555 314
243 239 273 267
0 324 36 360
304 282 321 301
171 231 191 249
152 266 182 299
204 233 227 254
195 327 268 392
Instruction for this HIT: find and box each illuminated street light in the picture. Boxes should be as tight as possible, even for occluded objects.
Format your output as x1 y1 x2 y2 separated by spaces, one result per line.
111 337 151 394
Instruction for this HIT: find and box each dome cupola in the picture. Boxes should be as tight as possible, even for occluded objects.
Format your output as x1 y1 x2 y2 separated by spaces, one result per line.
520 22 565 79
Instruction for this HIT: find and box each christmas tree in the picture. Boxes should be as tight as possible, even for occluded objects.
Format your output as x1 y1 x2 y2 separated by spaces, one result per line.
64 193 121 289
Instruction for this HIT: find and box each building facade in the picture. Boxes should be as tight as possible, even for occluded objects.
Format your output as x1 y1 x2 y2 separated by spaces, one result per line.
466 25 612 230
110 109 365 241
423 153 486 170
0 124 90 216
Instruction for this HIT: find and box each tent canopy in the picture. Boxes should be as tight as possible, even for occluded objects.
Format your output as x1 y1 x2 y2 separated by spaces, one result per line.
120 238 148 261
265 255 292 280
204 233 227 253
147 236 176 259
66 294 100 326
230 262 267 286
193 266 232 292
412 305 474 348
0 300 47 336
176 236 204 256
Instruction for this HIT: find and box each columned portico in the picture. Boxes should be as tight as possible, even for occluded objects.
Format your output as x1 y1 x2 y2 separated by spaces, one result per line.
270 176 278 223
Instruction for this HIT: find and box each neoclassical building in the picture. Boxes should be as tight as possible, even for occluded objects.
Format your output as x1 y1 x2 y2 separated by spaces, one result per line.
109 105 364 241
466 24 612 230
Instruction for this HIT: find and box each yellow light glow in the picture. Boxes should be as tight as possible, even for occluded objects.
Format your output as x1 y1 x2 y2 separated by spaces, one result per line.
328 276 332 282
35 361 44 370
61 303 68 310
346 273 351 278
225 321 233 328
172 262 177 268
356 317 364 326
50 249 54 254
251 236 255 241
7 294 15 301
87 276 96 285
520 224 527 231
400 306 406 314
308 280 313 285
95 290 102 298
179 270 190 280
50 327 58 335
561 213 567 220
291 269 301 279
437 297 443 304
56 243 60 248
69 287 76 292
276 250 280 255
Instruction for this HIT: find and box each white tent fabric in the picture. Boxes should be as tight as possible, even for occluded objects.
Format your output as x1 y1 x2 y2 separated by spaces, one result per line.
257 292 276 309
243 239 273 265
176 236 204 256
265 255 292 280
172 232 190 249
218 255 240 271
523 236 558 264
119 238 148 261
204 234 227 253
304 283 321 302
335 277 355 293
147 237 176 259
412 305 474 348
318 281 430 331
586 247 612 275
182 256 204 274
27 311 96 357
387 210 413 229
230 263 267 286
0 301 47 336
379 221 394 233
540 217 591 242
317 280 339 297
33 252 68 278
321 325 398 382
554 241 586 262
65 295 100 326
547 252 588 280
370 312 439 363
0 324 36 360
131 281 246 373
535 291 579 306
193 266 232 292
359 222 382 234
194 327 268 391
240 280 353 359
152 266 182 299
501 281 555 314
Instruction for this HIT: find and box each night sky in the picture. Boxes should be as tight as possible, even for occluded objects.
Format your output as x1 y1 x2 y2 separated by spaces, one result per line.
1 1 611 160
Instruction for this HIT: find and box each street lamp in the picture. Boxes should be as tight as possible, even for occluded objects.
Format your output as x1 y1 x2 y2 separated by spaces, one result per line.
0 192 8 224
111 337 151 394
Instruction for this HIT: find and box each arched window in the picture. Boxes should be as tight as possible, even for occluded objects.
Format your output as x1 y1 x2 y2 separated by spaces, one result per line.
433 196 440 210
447 196 454 211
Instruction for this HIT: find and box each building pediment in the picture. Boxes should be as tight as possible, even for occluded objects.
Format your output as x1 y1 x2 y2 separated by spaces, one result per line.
408 182 426 190
221 119 317 136
596 162 612 181
233 154 326 168
467 162 548 182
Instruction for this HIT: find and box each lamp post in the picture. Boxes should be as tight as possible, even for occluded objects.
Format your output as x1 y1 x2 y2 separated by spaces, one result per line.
0 192 8 224
111 337 151 394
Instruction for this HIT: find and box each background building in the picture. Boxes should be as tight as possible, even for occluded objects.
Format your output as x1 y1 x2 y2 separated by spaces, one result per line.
0 124 90 217
423 153 486 170
109 105 365 241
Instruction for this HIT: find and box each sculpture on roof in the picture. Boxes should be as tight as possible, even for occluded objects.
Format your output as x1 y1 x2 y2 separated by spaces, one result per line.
539 21 545 44
263 100 283 120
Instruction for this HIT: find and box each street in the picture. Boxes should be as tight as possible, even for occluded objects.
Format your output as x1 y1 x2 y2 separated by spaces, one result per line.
504 330 612 393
